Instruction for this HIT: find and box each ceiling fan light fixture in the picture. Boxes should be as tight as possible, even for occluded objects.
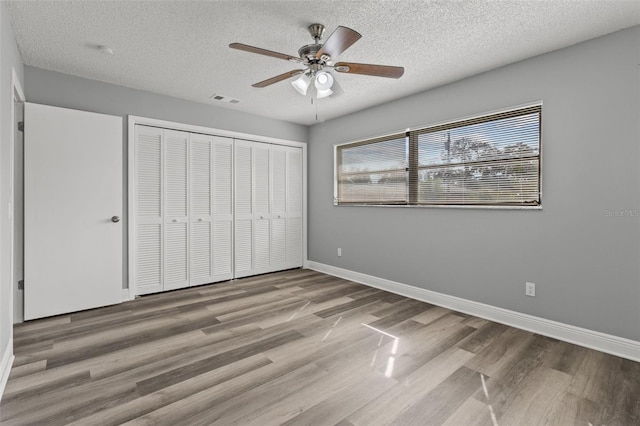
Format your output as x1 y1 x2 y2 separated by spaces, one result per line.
291 73 311 95
316 87 333 98
314 71 334 91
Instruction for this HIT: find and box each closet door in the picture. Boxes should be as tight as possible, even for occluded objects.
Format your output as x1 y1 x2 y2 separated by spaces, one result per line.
163 130 190 291
135 126 163 295
253 143 271 274
189 133 214 286
234 140 254 278
212 136 234 281
234 140 273 278
234 141 303 279
270 146 288 270
286 147 304 268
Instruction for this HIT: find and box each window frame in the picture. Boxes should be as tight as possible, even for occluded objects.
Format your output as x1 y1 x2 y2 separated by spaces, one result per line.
334 102 543 209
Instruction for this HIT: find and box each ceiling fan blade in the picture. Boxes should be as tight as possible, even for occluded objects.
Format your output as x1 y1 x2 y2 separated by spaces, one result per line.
229 43 302 63
334 62 405 78
252 69 305 88
316 26 362 59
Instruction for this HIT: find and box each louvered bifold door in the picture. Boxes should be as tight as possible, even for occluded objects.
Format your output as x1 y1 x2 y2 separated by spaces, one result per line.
134 125 163 295
286 147 304 268
234 140 254 278
163 130 190 291
253 143 271 275
270 146 288 271
189 133 214 286
212 136 234 281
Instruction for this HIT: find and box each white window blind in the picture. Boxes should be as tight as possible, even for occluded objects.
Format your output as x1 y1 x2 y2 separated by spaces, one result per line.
414 106 541 206
336 133 408 205
335 105 541 207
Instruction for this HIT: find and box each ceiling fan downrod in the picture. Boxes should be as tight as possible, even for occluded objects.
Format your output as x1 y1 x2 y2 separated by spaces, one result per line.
308 23 325 43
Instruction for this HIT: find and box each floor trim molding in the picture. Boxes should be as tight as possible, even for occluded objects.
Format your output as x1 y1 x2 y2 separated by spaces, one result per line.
306 261 640 362
0 341 14 402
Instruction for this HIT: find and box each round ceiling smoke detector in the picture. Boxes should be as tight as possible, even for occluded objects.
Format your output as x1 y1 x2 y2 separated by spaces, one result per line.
97 45 113 55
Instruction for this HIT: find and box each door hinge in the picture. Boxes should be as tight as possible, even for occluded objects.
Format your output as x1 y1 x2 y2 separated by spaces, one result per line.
18 121 24 132
18 280 24 290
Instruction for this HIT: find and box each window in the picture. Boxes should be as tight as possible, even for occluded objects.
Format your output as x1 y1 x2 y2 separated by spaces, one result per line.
336 133 407 205
335 105 541 207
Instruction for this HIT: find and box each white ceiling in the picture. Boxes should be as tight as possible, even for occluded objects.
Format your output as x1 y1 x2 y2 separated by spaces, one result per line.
6 1 640 126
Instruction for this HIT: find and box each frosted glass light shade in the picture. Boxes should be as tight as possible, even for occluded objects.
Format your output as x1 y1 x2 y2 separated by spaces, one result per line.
291 74 311 95
314 71 334 91
316 88 333 98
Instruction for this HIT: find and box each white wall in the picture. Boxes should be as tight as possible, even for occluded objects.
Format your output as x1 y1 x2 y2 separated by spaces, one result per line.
0 0 24 387
308 26 640 342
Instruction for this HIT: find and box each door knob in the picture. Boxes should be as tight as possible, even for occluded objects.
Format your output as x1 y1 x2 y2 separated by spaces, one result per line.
111 216 120 223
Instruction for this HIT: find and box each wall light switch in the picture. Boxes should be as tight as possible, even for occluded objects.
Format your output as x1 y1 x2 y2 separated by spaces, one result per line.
337 248 342 257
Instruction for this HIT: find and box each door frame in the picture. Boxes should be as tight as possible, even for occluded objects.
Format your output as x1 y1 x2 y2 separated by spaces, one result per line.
10 68 25 330
127 115 307 298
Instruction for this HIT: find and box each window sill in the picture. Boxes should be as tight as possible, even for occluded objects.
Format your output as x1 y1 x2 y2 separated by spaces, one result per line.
334 202 543 210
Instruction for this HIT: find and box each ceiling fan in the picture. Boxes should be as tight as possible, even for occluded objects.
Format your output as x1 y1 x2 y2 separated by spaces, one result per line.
229 24 404 98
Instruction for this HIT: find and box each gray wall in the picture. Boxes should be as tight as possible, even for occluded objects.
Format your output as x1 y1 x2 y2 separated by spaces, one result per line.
308 26 640 341
18 66 307 321
0 1 24 364
24 67 307 143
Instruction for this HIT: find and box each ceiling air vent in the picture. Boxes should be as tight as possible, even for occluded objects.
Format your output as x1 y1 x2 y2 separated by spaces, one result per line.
209 94 240 104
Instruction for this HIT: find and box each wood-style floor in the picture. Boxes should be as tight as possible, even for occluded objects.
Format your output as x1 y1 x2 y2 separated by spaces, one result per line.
1 269 639 425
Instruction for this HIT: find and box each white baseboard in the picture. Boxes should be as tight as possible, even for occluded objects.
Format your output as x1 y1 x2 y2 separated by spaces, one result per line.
0 340 14 402
306 261 640 362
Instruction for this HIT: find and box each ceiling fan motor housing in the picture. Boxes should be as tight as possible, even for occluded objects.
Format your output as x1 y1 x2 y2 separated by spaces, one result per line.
298 44 323 63
299 24 331 67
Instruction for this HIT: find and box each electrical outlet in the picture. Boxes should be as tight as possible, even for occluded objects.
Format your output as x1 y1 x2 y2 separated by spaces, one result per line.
337 248 342 257
525 282 536 297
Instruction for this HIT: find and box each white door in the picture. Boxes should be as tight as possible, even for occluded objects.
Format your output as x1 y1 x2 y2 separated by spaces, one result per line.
286 146 304 268
234 140 273 278
163 130 190 291
253 143 271 274
134 125 163 295
24 103 122 320
234 140 254 278
212 137 234 281
270 146 288 270
234 141 303 279
189 133 214 286
189 133 234 285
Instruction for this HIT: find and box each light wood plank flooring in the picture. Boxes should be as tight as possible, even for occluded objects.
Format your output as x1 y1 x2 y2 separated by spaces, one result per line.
1 269 639 425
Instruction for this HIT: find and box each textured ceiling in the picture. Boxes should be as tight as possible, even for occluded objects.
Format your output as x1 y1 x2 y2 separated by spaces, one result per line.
6 1 640 125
